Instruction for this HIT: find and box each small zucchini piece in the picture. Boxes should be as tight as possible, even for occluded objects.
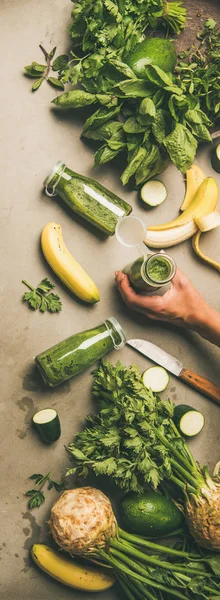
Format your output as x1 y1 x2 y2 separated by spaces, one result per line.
211 143 220 174
173 405 204 437
32 408 61 443
142 366 169 392
141 180 167 207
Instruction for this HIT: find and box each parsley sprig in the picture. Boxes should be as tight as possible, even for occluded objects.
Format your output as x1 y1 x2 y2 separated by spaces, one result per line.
22 277 62 313
24 472 65 509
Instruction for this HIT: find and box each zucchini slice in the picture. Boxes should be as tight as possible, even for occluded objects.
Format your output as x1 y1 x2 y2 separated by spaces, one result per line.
142 366 169 392
140 180 167 207
173 405 204 437
32 408 61 443
211 143 220 174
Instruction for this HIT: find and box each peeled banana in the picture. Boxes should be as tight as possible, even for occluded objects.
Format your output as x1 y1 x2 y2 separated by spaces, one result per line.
180 164 206 211
41 222 100 304
31 544 115 591
148 178 219 231
145 220 197 248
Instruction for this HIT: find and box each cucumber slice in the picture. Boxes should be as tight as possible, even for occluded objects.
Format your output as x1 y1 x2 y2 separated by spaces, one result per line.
140 180 167 207
211 143 220 174
32 408 61 443
173 405 204 437
142 366 169 392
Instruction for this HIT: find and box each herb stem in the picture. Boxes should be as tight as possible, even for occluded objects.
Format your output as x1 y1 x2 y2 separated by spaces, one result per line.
22 280 35 291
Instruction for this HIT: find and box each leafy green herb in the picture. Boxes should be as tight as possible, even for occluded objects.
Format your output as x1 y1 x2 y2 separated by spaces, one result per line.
24 472 64 509
22 278 62 313
24 45 65 92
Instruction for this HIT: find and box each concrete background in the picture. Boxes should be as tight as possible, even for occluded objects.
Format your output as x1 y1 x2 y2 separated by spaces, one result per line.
0 1 219 599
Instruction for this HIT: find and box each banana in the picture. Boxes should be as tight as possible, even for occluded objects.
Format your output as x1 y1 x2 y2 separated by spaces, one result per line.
148 177 219 231
192 231 220 273
180 164 206 211
145 220 197 248
41 222 100 304
31 544 115 591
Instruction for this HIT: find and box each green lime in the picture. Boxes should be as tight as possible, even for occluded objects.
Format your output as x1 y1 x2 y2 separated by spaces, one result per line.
127 38 177 78
120 491 183 537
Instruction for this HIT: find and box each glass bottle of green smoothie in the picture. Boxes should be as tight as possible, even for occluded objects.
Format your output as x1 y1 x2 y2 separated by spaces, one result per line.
35 317 126 387
44 161 132 236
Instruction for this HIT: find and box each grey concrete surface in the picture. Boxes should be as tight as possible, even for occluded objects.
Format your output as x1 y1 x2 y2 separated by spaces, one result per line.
0 1 219 599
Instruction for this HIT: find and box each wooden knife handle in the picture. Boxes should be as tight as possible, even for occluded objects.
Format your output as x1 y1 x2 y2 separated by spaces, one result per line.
180 368 220 405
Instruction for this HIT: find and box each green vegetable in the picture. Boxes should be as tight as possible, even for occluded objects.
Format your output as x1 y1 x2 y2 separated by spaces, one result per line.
22 278 62 313
120 490 183 537
24 472 64 509
140 180 167 207
142 366 169 391
173 405 205 437
211 143 220 174
127 38 177 78
24 45 64 92
32 408 61 443
49 486 220 600
67 360 220 551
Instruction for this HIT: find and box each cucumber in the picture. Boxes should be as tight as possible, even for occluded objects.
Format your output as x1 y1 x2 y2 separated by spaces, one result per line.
140 180 167 207
32 408 61 443
120 491 183 537
211 143 220 173
173 405 204 437
142 366 169 392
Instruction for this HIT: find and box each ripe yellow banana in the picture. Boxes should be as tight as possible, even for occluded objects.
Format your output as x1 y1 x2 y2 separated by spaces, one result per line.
148 177 219 231
145 220 197 248
180 164 206 211
41 222 100 304
31 544 115 591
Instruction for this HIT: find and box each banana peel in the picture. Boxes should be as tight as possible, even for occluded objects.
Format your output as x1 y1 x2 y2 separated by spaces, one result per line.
148 178 219 231
41 222 100 304
192 231 220 273
181 164 206 211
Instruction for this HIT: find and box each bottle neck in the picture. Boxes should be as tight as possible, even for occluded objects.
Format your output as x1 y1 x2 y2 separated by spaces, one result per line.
104 317 126 349
44 161 70 197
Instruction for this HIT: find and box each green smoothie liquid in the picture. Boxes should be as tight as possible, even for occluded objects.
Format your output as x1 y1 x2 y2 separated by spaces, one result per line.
44 162 132 235
35 318 125 387
147 257 171 282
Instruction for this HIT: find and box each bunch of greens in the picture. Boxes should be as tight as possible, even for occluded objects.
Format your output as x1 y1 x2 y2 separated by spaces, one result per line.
67 361 220 551
22 278 62 313
69 0 186 58
176 19 220 124
53 60 211 184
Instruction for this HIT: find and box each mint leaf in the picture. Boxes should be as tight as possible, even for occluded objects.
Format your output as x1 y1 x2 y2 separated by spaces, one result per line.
163 123 197 173
32 78 43 92
48 77 65 90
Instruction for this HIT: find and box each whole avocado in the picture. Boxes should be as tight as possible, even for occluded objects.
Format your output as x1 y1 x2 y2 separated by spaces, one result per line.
127 38 177 78
121 491 183 537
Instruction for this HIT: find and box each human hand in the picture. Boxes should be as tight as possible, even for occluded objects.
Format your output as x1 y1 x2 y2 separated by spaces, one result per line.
115 268 210 329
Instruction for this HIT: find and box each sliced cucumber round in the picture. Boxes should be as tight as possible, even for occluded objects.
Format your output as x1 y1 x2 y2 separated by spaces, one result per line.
140 180 167 207
32 408 61 443
211 143 220 174
173 405 204 437
142 366 169 392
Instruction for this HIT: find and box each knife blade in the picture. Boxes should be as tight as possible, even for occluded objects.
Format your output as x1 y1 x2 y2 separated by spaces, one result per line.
127 338 220 405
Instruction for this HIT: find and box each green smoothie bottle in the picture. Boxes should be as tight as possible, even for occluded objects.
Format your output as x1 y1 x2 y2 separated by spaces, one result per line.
35 317 126 387
44 161 132 236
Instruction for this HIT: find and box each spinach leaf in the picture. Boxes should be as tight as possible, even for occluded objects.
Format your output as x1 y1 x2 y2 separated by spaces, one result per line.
83 105 121 132
117 79 156 97
52 89 97 108
83 120 123 140
163 123 197 173
123 117 146 134
121 147 147 185
94 144 122 165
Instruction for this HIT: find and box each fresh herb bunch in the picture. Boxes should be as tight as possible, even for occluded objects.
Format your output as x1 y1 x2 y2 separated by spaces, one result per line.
24 472 64 509
176 20 220 124
69 0 186 57
22 278 62 313
67 361 220 550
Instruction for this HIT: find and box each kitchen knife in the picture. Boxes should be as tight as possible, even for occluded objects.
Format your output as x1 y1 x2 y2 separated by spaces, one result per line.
127 338 220 405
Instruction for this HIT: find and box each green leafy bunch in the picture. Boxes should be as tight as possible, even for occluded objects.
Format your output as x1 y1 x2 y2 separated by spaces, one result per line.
176 20 220 124
53 60 211 184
